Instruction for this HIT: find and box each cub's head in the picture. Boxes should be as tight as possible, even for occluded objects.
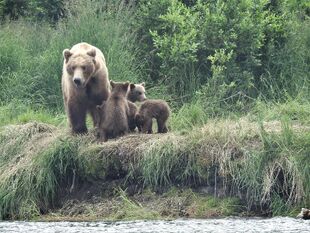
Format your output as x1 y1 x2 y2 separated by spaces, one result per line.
110 81 130 98
63 48 97 88
128 82 147 102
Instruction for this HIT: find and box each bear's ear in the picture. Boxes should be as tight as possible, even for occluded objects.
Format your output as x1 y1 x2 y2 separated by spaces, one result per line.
123 82 130 91
130 83 136 90
87 48 96 57
140 82 145 87
110 80 115 88
63 49 72 63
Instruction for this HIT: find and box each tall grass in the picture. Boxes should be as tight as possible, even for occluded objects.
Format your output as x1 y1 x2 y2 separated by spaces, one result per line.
0 124 82 219
1 115 308 219
0 102 66 127
0 0 142 110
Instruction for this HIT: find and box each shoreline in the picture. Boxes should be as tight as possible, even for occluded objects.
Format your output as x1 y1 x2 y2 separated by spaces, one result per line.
0 118 308 220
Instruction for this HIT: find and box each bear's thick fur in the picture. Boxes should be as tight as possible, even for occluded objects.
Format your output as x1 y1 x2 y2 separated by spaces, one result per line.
127 101 138 131
97 81 130 142
128 82 147 102
135 99 170 134
62 42 110 134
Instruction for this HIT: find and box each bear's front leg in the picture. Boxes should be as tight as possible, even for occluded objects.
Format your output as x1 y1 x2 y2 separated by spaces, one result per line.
142 118 153 134
89 105 100 128
67 100 88 134
157 118 168 133
98 129 108 142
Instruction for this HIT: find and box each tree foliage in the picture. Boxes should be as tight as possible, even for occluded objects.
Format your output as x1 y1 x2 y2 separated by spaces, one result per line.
136 0 310 101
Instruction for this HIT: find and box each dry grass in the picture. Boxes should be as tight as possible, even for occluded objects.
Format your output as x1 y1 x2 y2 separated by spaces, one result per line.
0 117 309 219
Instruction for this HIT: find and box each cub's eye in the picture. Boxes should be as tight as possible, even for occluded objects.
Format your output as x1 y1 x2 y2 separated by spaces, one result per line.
138 92 142 95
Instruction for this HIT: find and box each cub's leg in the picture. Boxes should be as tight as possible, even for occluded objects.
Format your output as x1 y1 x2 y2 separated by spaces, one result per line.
142 118 153 134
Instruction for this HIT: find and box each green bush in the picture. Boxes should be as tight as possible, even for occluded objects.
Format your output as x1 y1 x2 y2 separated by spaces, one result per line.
135 0 310 105
0 0 65 22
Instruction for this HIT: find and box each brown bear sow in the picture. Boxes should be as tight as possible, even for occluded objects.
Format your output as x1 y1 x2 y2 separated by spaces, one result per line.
97 81 130 142
62 42 110 134
135 100 170 134
128 82 147 102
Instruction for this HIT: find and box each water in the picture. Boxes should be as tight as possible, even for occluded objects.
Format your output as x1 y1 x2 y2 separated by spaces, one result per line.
0 218 309 233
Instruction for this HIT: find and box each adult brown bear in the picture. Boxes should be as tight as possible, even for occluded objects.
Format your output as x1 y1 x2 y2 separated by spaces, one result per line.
62 42 110 134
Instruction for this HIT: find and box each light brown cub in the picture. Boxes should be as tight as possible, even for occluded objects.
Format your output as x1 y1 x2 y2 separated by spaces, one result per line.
126 82 147 132
128 82 147 102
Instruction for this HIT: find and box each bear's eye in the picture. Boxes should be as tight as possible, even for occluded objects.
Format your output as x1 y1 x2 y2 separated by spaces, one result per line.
81 66 86 71
71 66 76 70
138 92 142 95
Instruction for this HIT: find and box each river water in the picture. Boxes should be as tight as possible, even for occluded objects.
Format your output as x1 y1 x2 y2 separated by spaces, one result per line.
0 218 309 233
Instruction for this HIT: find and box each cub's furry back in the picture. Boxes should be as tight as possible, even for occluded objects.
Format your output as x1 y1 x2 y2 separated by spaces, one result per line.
97 81 130 141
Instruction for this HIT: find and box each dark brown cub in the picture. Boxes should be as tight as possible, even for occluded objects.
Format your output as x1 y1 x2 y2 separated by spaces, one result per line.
97 81 130 141
135 99 170 134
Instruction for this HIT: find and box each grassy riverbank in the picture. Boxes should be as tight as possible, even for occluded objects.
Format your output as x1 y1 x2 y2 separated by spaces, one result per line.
0 0 309 221
0 102 309 220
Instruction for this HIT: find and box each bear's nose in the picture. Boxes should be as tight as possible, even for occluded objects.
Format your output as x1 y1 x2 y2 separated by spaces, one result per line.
73 78 81 86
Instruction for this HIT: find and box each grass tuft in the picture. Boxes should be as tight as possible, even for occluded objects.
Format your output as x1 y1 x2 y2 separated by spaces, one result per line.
0 114 309 219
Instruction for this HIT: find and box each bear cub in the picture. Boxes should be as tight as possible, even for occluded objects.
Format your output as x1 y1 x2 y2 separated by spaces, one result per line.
127 82 147 102
126 82 147 132
135 99 170 134
97 81 129 141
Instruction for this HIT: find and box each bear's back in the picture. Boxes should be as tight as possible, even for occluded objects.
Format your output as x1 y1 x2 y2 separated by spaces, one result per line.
140 99 170 119
102 97 129 136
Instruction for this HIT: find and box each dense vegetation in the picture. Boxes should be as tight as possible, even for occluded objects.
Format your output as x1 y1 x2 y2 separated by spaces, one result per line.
0 0 309 220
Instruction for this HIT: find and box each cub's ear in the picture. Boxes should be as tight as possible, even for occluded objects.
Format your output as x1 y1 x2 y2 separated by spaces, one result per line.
130 83 136 90
123 82 130 91
110 80 115 88
63 49 72 63
87 48 96 57
140 82 145 87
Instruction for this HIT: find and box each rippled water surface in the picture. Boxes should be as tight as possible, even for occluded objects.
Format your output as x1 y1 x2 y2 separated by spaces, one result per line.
0 218 309 233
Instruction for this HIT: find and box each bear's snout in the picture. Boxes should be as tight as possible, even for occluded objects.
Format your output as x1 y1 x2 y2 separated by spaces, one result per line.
73 77 82 86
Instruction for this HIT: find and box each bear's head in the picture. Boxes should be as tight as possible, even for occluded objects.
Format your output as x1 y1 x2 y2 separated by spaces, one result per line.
128 82 147 102
110 81 130 98
63 48 97 88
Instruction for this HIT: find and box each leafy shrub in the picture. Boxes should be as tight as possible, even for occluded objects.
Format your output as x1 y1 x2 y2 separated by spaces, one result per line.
136 0 310 106
0 0 65 22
